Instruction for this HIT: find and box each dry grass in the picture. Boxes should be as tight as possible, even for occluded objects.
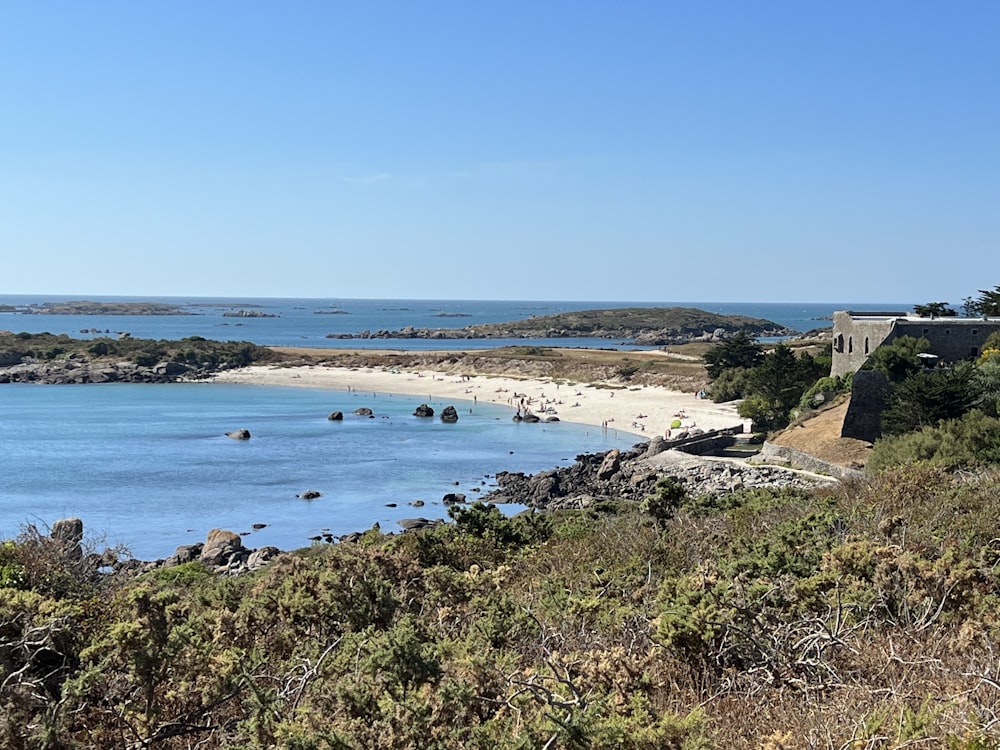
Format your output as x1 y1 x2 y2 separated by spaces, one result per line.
270 345 712 392
770 400 873 468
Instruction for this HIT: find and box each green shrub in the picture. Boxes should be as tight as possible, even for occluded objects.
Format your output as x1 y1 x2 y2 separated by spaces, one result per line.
708 366 752 402
869 409 1000 472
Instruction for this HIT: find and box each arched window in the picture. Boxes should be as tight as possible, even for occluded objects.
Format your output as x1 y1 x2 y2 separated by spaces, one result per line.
848 336 853 354
835 334 844 353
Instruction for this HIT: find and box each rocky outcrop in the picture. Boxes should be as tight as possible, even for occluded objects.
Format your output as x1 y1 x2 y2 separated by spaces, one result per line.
226 429 251 440
440 405 459 423
0 357 207 384
297 489 322 500
328 411 344 420
354 407 374 417
413 404 434 417
51 517 84 561
200 529 245 568
222 310 279 318
398 518 443 532
247 546 281 571
484 443 835 511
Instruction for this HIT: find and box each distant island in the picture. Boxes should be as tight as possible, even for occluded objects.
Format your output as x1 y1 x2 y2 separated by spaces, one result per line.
19 301 192 316
327 306 794 345
222 310 279 318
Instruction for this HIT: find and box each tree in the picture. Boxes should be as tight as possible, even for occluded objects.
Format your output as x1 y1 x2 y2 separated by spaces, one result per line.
972 349 1000 417
703 331 761 380
913 302 956 317
962 285 1000 317
708 366 752 402
867 335 930 383
881 362 976 436
747 344 810 416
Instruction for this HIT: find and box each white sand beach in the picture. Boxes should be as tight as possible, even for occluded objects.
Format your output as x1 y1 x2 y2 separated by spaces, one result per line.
210 362 745 439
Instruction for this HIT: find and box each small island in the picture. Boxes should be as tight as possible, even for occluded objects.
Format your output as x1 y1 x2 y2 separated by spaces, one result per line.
327 306 794 344
20 301 192 316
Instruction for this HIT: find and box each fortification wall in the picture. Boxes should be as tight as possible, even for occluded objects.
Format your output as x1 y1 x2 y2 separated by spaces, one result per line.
831 312 1000 378
889 319 1000 362
841 369 891 443
830 311 901 378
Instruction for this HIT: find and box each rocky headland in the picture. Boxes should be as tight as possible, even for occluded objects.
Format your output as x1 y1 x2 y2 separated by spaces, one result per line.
0 332 282 384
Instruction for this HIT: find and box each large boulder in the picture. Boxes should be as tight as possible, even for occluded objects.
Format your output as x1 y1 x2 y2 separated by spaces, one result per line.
597 449 622 480
354 407 374 417
164 543 203 568
225 428 251 440
440 405 459 423
413 403 434 417
398 518 442 532
327 411 344 421
247 546 281 571
199 529 243 567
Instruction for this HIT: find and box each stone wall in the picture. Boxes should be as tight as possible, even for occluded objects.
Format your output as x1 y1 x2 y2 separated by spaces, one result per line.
754 442 864 481
674 434 738 456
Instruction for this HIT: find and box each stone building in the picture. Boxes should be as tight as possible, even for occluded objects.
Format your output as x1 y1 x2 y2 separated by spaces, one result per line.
830 310 1000 378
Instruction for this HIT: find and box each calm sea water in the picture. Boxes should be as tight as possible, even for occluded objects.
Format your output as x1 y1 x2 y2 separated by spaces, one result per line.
0 296 907 559
0 382 639 560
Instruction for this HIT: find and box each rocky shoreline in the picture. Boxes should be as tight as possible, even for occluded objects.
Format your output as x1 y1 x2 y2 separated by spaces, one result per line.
326 323 794 345
77 436 833 578
0 354 224 384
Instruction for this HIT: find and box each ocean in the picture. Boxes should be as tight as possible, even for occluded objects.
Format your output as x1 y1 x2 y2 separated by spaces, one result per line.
0 296 905 560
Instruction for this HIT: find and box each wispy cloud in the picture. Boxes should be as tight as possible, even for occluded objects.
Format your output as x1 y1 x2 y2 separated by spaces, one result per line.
339 173 393 185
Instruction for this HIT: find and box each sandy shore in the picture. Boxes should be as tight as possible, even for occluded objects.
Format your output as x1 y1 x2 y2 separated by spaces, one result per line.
210 363 744 439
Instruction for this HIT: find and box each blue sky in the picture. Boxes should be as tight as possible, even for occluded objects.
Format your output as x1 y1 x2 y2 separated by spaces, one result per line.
1 2 997 304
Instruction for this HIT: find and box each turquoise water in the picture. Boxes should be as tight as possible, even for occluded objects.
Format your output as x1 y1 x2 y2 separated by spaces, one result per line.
0 382 638 559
